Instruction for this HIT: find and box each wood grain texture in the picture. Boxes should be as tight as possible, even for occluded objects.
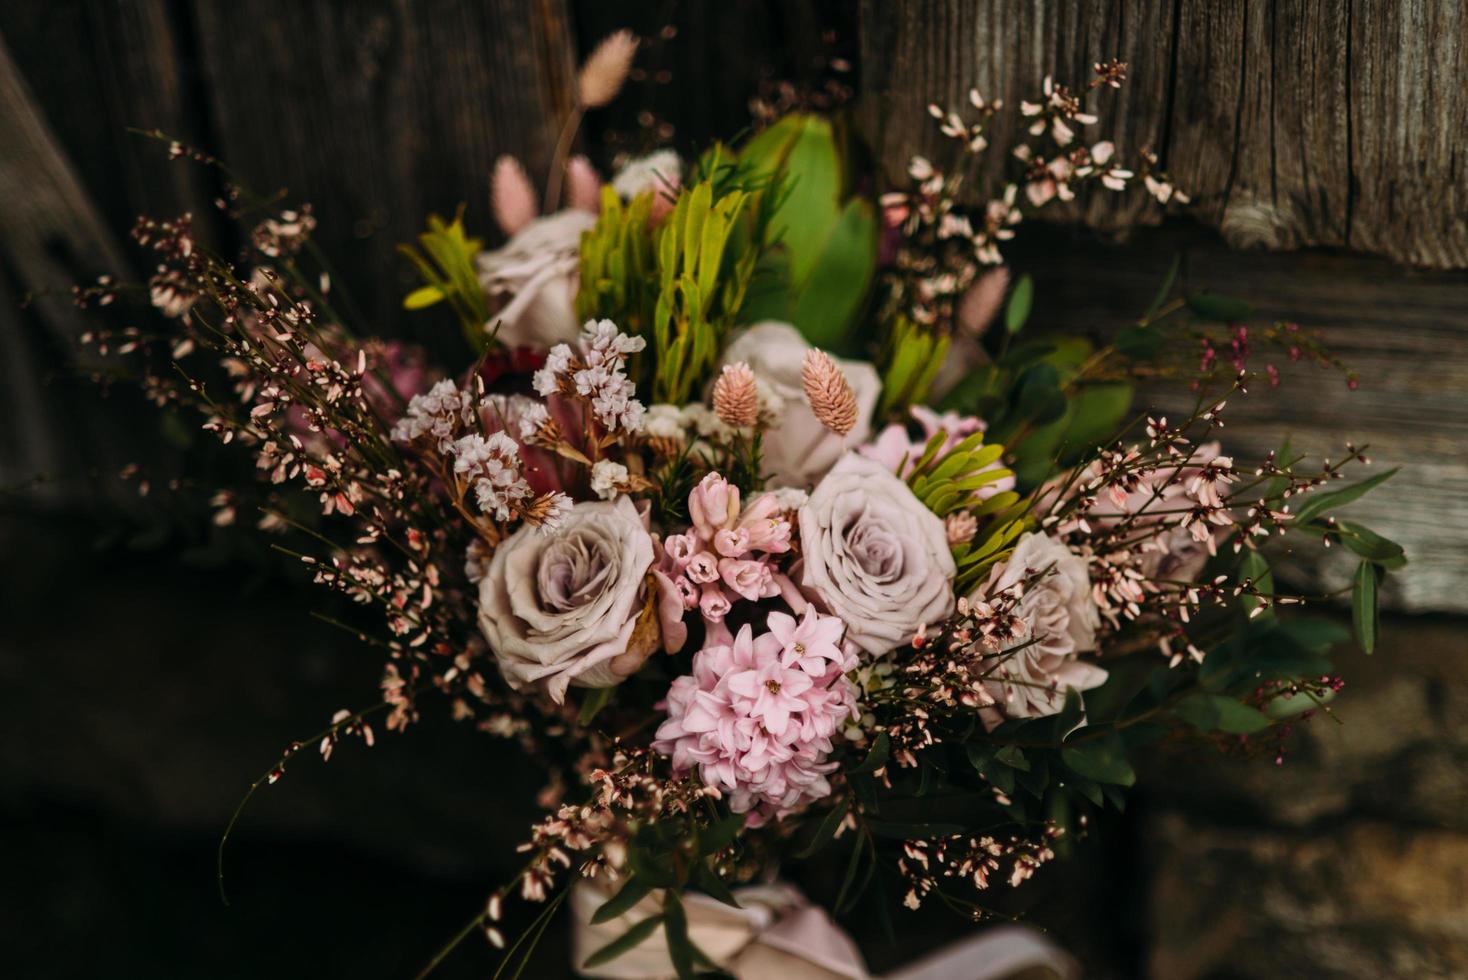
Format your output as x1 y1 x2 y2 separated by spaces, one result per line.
858 0 1468 269
189 0 577 337
1006 222 1468 614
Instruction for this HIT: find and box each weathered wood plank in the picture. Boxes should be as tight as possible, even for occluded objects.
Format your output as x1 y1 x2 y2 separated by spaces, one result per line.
0 30 134 503
188 0 577 335
1006 222 1468 613
859 0 1468 269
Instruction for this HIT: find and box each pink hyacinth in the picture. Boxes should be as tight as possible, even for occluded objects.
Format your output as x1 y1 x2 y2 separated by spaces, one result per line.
653 610 858 826
655 472 795 634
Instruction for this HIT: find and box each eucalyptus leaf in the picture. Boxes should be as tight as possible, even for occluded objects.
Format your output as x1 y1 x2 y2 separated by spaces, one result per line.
1186 291 1254 322
582 915 664 970
1291 468 1399 525
591 875 654 924
1173 692 1271 734
1006 274 1033 333
1352 561 1382 654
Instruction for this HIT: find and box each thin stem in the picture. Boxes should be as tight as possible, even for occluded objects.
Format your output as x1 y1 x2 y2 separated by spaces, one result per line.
543 106 585 213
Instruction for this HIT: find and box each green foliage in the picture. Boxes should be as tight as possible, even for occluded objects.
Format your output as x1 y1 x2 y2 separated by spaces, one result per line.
1352 560 1383 653
576 153 774 403
1173 693 1271 733
900 427 1026 592
582 805 747 974
1185 291 1254 322
736 113 877 349
577 186 659 340
397 208 492 353
1291 467 1400 525
1005 274 1034 334
877 314 951 418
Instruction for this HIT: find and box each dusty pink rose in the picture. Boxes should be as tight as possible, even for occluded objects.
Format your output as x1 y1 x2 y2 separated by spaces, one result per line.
798 453 956 654
971 532 1106 729
478 496 667 702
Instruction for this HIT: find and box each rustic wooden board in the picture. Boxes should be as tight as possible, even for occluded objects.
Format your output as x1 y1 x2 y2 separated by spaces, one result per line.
1007 222 1468 614
859 0 1468 269
186 0 578 338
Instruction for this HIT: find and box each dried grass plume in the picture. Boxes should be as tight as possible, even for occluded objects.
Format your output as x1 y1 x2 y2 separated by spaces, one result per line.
491 155 537 235
578 30 638 108
565 155 603 212
801 349 858 437
957 266 1010 335
712 362 759 428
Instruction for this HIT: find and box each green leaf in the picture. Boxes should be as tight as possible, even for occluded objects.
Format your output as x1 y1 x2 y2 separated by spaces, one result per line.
1014 363 1067 425
1006 274 1033 333
763 116 841 285
1352 561 1382 654
1113 324 1165 360
1185 291 1254 322
1173 693 1271 734
1061 730 1136 786
582 915 664 969
578 687 615 726
1059 383 1132 456
994 745 1030 771
1143 255 1181 322
791 198 876 348
1333 520 1407 569
848 732 890 775
696 812 745 856
591 875 654 924
1238 549 1273 617
1291 468 1399 525
794 799 850 859
403 284 444 310
694 865 741 909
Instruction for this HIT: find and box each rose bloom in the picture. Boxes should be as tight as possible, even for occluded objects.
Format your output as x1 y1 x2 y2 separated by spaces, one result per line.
1093 441 1227 583
476 209 595 349
798 453 956 654
720 322 881 489
478 496 679 702
971 532 1107 728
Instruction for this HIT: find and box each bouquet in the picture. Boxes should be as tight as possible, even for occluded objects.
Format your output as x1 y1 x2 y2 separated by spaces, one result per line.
78 34 1405 979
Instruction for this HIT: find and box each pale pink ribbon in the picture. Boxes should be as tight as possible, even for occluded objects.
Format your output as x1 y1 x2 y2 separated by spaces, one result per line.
570 880 1079 980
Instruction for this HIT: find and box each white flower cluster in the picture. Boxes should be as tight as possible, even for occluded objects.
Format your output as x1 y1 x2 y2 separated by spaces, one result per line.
533 319 647 434
452 431 533 520
590 459 630 500
515 401 552 442
390 379 476 451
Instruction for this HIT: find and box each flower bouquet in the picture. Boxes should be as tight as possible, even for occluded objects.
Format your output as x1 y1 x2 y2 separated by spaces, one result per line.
79 33 1405 979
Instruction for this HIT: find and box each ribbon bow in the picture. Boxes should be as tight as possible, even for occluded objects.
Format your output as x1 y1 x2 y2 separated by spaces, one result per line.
570 881 1078 980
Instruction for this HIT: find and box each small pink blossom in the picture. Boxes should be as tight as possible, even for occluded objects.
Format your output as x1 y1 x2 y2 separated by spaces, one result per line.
719 557 774 601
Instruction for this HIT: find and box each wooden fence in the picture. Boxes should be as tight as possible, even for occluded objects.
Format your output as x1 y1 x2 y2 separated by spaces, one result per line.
1 1 1464 612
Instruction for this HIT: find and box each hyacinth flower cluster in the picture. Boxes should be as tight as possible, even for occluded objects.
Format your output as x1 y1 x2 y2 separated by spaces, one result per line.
656 473 796 642
653 610 858 825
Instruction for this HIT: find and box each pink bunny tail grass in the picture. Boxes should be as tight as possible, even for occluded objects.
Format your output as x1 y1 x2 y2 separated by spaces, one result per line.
957 266 1010 336
712 362 759 428
801 349 858 437
578 30 638 108
491 155 538 235
565 155 603 213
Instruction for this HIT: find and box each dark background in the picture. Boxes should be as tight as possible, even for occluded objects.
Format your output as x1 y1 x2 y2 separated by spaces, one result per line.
3 2 1466 978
